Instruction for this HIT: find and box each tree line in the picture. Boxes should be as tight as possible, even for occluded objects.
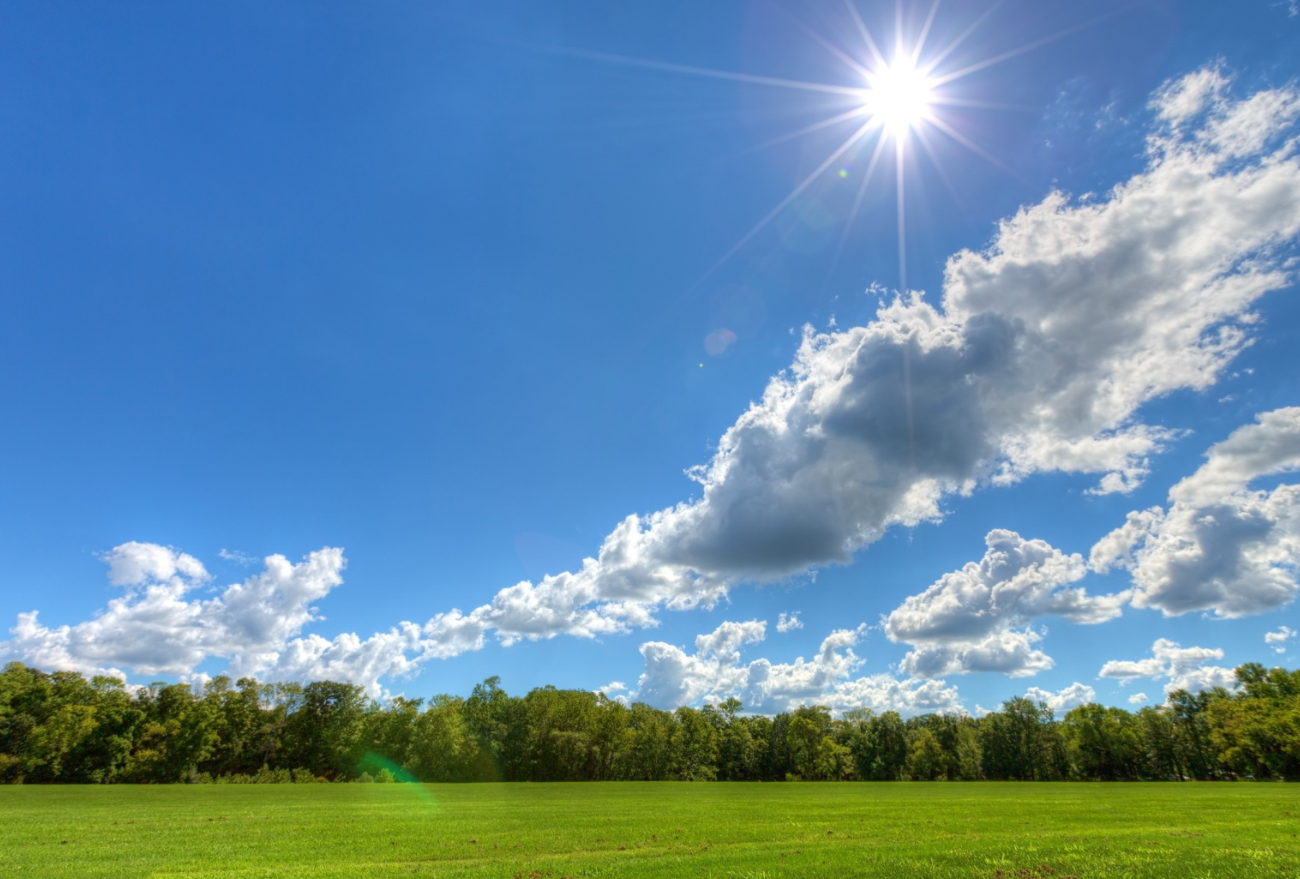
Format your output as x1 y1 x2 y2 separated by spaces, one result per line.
2 661 1297 784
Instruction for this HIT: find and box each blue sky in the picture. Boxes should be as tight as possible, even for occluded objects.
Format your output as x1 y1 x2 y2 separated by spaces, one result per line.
3 0 1300 716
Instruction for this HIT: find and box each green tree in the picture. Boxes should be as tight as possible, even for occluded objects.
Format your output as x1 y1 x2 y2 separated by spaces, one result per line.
980 697 1065 780
1134 705 1181 779
1168 688 1226 780
409 694 473 782
906 728 946 781
625 702 674 780
670 706 719 780
1062 704 1141 780
124 683 218 782
284 681 368 779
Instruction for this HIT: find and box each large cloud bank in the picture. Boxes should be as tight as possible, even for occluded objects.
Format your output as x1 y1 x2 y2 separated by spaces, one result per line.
5 67 1300 695
423 64 1300 643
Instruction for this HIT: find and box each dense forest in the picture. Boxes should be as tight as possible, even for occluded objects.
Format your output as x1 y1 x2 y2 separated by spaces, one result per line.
2 661 1297 784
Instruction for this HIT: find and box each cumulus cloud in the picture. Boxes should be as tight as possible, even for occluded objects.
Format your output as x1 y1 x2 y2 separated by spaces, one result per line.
776 611 803 632
634 619 963 715
0 544 424 696
1091 408 1300 617
1266 625 1295 654
1024 682 1096 714
896 629 1055 680
885 530 1125 677
1127 692 1148 705
1099 638 1237 695
104 542 209 587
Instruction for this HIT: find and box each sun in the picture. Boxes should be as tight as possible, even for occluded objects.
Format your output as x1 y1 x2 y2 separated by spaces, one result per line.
570 1 1068 288
862 58 935 139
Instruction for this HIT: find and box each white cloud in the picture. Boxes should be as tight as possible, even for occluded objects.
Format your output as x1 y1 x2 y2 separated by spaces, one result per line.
776 611 803 632
1151 66 1228 128
0 544 424 696
1024 682 1096 714
693 619 768 665
589 681 631 706
1099 638 1237 695
218 548 258 566
103 542 209 587
885 529 1125 677
1091 408 1300 617
1266 625 1295 653
252 625 427 694
1127 692 1148 705
897 628 1055 679
634 619 963 716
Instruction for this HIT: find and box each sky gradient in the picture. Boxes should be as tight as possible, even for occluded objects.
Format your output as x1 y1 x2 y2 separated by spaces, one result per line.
2 0 1300 717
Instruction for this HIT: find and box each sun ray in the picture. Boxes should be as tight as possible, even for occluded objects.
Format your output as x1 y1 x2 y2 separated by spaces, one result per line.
895 136 909 294
695 120 880 286
925 114 1017 177
928 95 1034 111
909 0 944 67
844 0 888 70
784 13 875 81
912 124 971 217
918 0 1006 75
850 135 891 230
560 47 864 97
894 1 906 58
746 105 872 154
929 9 1125 87
826 133 892 284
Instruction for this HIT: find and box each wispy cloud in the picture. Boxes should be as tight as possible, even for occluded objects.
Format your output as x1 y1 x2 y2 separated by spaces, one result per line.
218 548 259 566
1266 625 1295 654
1100 639 1236 695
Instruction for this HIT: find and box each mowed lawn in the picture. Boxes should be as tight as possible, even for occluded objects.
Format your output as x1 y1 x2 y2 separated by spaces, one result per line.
2 783 1296 878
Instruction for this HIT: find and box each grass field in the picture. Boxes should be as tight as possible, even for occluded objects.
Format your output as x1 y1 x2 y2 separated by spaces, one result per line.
2 782 1296 878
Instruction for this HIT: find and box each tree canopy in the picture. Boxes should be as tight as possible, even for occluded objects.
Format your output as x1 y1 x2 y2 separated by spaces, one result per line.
2 662 1297 784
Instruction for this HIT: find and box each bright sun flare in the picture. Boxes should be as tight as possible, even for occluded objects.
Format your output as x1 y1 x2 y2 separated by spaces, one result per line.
578 0 1046 287
863 59 934 138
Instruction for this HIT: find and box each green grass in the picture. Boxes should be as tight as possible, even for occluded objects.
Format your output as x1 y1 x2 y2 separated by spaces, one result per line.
2 782 1296 878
